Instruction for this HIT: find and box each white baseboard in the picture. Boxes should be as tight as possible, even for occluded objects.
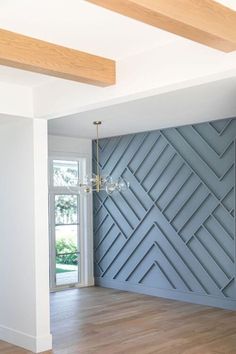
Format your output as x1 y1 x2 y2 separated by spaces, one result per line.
0 324 52 353
86 277 95 286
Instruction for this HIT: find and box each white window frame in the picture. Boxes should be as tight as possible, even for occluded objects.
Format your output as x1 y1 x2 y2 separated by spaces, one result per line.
48 152 94 292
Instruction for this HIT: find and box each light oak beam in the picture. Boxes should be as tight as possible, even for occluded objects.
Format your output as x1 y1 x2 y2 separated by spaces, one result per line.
0 28 116 86
87 0 236 52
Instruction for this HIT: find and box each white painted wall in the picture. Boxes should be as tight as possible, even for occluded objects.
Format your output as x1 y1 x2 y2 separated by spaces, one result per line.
48 134 94 287
0 117 51 352
48 134 92 156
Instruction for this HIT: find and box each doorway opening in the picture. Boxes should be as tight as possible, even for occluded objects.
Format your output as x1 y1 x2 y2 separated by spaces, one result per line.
48 157 91 291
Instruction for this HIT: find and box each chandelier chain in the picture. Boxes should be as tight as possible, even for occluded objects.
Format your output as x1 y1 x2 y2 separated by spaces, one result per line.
96 122 99 177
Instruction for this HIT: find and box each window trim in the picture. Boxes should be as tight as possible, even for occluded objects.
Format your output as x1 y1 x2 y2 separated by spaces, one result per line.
48 153 94 292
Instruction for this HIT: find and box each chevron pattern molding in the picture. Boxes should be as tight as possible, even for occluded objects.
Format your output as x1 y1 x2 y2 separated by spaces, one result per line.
93 118 236 309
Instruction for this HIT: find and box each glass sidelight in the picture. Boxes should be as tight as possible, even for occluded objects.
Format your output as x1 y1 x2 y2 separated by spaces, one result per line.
54 194 80 287
49 159 81 290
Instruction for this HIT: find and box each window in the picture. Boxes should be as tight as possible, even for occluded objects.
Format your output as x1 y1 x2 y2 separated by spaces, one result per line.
48 157 90 290
53 160 78 187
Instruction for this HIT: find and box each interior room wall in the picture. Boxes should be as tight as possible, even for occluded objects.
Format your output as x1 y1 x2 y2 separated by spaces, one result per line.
93 117 236 310
0 117 51 352
48 134 92 157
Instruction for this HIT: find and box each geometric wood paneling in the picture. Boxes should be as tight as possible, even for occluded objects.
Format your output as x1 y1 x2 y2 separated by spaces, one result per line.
93 118 236 309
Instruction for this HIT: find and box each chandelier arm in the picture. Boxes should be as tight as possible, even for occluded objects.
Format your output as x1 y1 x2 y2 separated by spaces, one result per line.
73 121 130 195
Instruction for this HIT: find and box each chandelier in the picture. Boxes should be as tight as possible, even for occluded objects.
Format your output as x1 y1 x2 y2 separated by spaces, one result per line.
71 121 130 195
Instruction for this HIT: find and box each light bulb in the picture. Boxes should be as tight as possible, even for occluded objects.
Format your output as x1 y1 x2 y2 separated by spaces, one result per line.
117 177 130 192
105 182 117 195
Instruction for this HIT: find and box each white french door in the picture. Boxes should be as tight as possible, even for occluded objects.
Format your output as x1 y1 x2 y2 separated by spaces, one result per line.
49 158 87 291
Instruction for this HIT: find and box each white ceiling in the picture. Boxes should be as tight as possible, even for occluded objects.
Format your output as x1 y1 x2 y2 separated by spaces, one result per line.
0 0 234 87
216 0 236 10
48 77 236 138
0 0 235 129
0 0 180 87
0 0 182 58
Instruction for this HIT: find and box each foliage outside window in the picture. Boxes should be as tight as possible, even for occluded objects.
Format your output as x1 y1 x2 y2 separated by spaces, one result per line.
55 195 77 224
55 194 78 265
56 237 78 265
53 160 78 187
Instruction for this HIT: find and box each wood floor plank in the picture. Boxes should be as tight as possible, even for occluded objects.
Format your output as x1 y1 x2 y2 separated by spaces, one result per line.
0 287 236 353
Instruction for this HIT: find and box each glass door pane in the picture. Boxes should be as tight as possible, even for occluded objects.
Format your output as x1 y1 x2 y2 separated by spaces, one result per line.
54 194 80 287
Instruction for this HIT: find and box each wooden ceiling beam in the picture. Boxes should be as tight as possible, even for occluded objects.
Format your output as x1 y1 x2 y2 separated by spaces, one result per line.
0 28 116 86
87 0 236 52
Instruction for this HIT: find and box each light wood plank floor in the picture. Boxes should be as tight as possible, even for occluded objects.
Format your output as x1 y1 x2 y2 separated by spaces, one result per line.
1 287 236 353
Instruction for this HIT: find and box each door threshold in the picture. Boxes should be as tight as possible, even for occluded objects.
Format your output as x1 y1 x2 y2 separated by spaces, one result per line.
50 284 94 293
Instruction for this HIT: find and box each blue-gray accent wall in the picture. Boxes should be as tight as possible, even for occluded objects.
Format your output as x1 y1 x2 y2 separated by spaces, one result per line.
93 118 236 310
